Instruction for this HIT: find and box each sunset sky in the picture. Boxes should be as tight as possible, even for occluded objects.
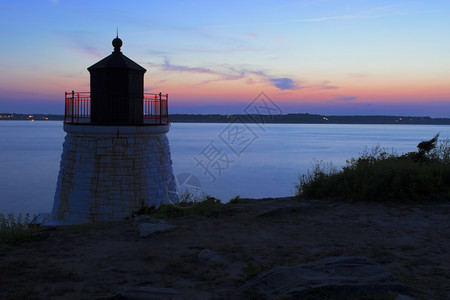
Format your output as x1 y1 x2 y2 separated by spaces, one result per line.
1 0 449 117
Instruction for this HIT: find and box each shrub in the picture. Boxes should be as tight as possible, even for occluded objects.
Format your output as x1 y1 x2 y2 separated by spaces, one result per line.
154 203 187 218
296 136 450 202
191 196 224 217
228 195 249 204
134 195 225 219
0 213 43 246
132 201 157 216
297 160 339 199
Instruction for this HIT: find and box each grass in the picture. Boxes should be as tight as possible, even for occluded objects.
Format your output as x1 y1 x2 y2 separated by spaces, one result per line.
0 213 44 248
296 134 450 202
228 195 250 204
133 195 227 219
132 194 250 219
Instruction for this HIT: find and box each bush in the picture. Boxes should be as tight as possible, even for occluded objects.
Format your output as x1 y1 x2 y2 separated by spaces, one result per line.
134 195 225 219
227 195 249 204
296 136 450 202
191 195 224 216
0 213 43 246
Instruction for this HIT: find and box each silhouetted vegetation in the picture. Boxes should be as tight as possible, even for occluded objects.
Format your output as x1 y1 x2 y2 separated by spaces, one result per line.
2 112 450 124
228 195 250 204
0 213 44 248
132 194 255 219
296 134 450 202
169 114 450 125
132 195 227 219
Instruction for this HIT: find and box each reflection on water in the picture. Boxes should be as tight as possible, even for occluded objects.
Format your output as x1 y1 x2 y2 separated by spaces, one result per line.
1 121 449 214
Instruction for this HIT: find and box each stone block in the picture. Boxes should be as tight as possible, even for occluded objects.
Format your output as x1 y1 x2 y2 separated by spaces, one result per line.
96 147 106 155
97 139 112 148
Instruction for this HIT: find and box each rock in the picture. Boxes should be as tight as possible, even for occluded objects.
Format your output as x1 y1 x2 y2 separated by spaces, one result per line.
106 286 214 300
134 215 176 237
198 249 228 265
396 294 417 300
242 256 414 298
137 223 176 238
257 206 305 217
133 215 164 224
107 286 181 299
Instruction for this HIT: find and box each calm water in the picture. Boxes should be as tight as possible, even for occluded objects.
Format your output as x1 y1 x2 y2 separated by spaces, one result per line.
1 121 449 215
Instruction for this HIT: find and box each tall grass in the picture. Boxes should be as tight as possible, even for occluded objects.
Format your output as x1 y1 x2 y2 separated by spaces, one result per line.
296 135 450 202
0 213 43 246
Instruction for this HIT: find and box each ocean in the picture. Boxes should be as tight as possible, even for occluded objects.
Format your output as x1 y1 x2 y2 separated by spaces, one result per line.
1 120 449 215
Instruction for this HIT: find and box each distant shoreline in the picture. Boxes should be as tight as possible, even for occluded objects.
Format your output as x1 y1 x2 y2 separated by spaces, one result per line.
1 112 450 125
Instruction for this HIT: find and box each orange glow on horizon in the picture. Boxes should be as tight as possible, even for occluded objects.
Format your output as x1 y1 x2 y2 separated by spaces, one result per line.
3 67 449 112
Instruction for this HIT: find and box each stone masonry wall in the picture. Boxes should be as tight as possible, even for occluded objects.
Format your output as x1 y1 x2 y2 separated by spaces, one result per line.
51 125 177 224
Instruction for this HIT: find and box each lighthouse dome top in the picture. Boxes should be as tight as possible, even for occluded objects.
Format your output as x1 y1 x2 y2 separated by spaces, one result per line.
112 36 123 52
87 36 146 72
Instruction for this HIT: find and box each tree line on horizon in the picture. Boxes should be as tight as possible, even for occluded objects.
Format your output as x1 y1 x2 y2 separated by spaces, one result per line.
1 112 449 125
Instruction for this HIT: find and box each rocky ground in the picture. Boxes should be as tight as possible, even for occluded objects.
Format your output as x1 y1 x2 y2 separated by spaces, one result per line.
0 197 449 299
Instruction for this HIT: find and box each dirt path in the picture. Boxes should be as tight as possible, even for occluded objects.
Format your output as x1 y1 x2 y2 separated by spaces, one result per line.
1 198 449 299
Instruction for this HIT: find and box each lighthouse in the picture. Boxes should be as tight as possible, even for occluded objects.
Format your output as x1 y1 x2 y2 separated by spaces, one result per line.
50 36 178 224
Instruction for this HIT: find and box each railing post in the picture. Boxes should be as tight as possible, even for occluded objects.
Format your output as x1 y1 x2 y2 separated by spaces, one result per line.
154 95 157 124
71 90 75 123
64 92 67 123
76 92 80 123
166 94 169 123
159 92 162 124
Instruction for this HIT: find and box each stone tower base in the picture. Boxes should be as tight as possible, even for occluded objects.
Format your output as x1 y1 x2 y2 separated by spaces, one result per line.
51 124 177 224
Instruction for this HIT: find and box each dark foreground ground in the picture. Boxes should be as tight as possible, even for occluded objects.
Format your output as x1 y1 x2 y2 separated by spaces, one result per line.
0 198 449 299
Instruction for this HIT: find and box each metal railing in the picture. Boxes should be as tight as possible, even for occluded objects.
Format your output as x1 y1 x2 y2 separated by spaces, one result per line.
64 91 169 124
143 92 169 124
64 91 90 123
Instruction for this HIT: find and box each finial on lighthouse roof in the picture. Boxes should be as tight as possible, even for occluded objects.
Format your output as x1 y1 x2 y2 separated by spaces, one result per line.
112 28 122 52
